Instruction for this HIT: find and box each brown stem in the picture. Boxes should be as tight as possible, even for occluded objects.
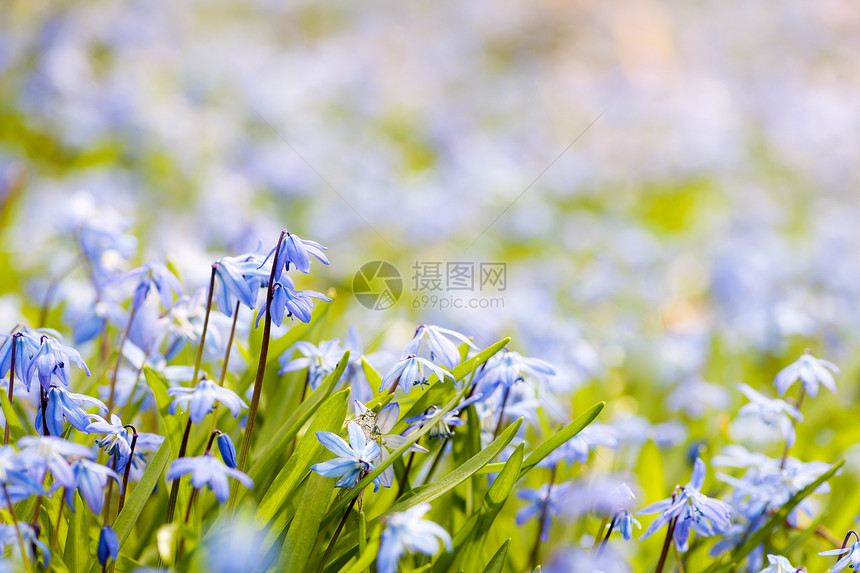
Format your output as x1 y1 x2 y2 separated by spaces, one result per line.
117 429 138 515
780 386 806 470
102 454 117 524
165 417 193 524
52 491 66 549
387 375 402 395
597 511 621 556
40 386 49 436
234 231 286 495
218 301 241 385
529 466 557 568
322 495 359 569
493 386 511 439
424 438 449 484
4 334 18 445
191 265 218 388
397 452 415 495
4 485 32 573
176 488 199 563
655 516 678 573
107 303 138 412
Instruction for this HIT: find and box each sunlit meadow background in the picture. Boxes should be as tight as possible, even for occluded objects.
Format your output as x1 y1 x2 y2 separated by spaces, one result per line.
2 0 860 571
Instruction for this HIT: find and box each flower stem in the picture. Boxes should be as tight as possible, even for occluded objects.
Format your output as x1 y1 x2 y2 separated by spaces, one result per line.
165 417 193 524
191 265 218 387
51 490 66 550
597 511 621 556
218 301 241 386
176 487 199 564
107 303 137 412
493 386 511 439
424 438 449 484
39 386 49 436
117 427 138 515
4 333 18 445
386 375 402 395
397 452 415 495
102 453 117 525
780 386 806 469
841 530 860 548
529 466 557 568
322 494 359 570
655 516 678 573
4 485 33 573
233 230 286 504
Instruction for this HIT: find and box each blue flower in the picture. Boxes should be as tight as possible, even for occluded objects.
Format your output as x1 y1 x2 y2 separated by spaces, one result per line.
402 325 475 368
168 376 247 424
0 328 43 382
0 523 50 568
16 436 95 489
24 335 90 391
757 554 799 573
736 384 803 447
264 232 329 282
773 351 839 397
279 339 344 390
379 354 455 394
213 252 269 316
311 421 382 491
473 349 555 397
257 277 331 326
97 525 120 566
86 414 134 462
217 433 237 469
639 458 733 552
820 541 860 573
37 385 107 436
353 401 428 488
377 503 451 573
539 423 619 467
515 482 571 542
0 446 46 499
166 455 253 503
616 510 642 541
119 262 183 309
57 459 120 514
404 395 482 441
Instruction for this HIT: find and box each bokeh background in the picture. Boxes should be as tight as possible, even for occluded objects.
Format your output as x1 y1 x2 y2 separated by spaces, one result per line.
1 1 860 568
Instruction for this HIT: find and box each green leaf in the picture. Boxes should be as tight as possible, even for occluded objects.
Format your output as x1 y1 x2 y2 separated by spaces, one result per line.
703 459 845 573
319 418 523 572
519 402 604 477
360 356 382 391
482 539 511 573
250 351 350 482
278 472 334 572
63 493 89 572
0 387 24 442
435 444 524 573
322 384 474 526
255 389 350 523
114 439 171 546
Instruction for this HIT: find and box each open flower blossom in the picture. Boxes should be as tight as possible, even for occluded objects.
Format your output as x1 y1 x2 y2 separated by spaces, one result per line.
24 335 90 391
37 385 107 436
736 383 803 447
516 482 571 542
119 261 183 309
166 455 253 503
310 421 382 491
404 395 482 441
0 328 43 382
380 354 455 394
473 349 555 397
377 503 452 573
820 540 860 573
773 351 839 397
213 251 268 316
0 523 50 568
402 325 475 368
168 376 247 423
265 232 329 281
17 436 95 489
53 459 120 514
279 339 344 390
256 276 331 326
757 554 800 573
639 458 733 552
354 401 428 488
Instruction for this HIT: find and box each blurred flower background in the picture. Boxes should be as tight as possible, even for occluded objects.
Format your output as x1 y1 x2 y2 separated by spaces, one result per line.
1 1 860 569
